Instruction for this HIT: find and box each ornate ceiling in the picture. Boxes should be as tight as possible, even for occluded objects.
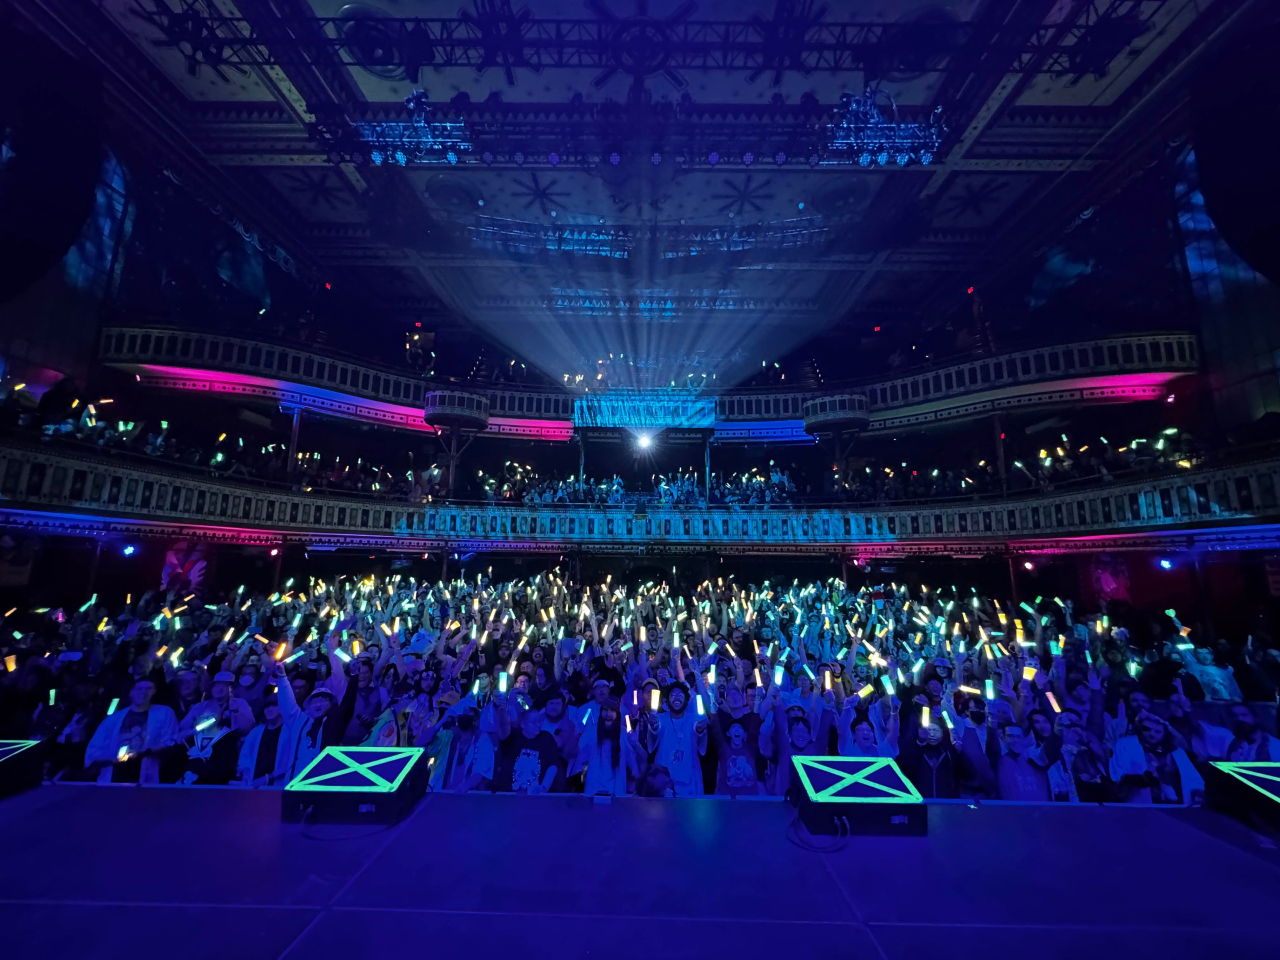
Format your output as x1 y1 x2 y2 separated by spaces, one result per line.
12 0 1260 385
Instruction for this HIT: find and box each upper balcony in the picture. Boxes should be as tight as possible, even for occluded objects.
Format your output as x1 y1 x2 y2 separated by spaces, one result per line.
98 326 1198 444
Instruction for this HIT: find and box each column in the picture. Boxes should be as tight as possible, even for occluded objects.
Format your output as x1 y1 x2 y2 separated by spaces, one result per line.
286 406 302 473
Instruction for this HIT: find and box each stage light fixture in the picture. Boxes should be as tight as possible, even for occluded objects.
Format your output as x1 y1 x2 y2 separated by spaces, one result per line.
122 545 136 556
708 151 720 165
637 435 652 449
1023 561 1034 571
1159 559 1173 570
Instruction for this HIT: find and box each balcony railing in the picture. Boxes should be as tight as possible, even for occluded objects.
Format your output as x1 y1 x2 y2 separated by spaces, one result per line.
99 327 1197 431
3 439 1275 556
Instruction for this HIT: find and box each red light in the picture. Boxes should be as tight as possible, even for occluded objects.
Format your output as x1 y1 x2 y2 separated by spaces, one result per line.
912 470 917 476
967 286 974 294
324 282 331 290
1000 433 1006 440
414 322 421 327
873 326 881 332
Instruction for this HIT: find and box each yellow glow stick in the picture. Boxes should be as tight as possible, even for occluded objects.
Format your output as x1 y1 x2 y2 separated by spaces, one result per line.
650 688 661 711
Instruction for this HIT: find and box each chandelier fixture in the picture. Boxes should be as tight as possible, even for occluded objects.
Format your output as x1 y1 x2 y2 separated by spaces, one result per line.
825 88 945 167
312 90 472 167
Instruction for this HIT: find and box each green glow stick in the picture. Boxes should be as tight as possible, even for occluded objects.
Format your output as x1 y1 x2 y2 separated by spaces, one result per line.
984 679 995 700
881 676 895 696
773 664 784 685
334 649 351 663
79 593 97 612
283 649 306 664
196 715 217 732
107 698 119 715
48 690 56 706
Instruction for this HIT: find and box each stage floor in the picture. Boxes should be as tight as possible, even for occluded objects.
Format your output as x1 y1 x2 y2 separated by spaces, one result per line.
2 785 1278 959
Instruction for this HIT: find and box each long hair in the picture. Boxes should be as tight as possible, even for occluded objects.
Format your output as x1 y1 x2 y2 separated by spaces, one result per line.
597 700 622 771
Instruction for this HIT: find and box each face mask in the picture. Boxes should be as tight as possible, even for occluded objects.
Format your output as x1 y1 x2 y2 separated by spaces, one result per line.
456 715 476 731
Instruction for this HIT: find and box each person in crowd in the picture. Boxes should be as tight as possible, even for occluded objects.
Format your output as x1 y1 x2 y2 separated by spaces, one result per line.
83 678 178 784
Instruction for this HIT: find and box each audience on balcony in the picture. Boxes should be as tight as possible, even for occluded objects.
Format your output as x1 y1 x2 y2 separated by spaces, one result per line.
0 387 1212 511
3 565 1274 804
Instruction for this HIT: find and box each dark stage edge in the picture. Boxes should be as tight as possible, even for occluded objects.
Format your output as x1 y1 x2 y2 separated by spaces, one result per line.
2 786 1279 960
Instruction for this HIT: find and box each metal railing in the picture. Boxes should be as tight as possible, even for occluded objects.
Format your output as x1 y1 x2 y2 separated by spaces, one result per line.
100 326 1198 427
3 439 1275 554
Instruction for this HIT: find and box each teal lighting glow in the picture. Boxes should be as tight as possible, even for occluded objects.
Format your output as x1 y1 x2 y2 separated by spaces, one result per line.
0 740 40 763
791 755 923 804
286 746 424 793
1211 761 1280 806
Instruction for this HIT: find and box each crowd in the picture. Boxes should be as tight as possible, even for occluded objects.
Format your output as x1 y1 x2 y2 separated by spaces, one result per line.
3 566 1276 805
4 384 1216 514
831 429 1202 504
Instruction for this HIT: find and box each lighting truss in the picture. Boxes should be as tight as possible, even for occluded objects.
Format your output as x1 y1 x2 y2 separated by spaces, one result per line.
315 90 472 166
825 88 944 168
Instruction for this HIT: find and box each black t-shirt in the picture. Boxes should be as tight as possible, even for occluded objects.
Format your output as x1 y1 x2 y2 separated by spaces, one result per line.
493 730 566 793
254 724 284 781
712 710 763 794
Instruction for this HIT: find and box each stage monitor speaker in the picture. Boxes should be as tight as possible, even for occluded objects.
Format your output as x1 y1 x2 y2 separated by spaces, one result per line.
0 740 42 798
790 755 927 836
1207 761 1280 832
0 29 103 305
1191 24 1280 286
282 746 428 825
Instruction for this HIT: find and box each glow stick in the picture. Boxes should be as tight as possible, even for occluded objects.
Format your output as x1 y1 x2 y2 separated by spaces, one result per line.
984 679 995 700
196 715 217 732
351 640 362 657
333 649 351 663
696 695 705 716
3 655 14 672
274 642 287 661
650 688 661 711
117 746 130 762
880 676 895 696
1045 692 1061 713
823 671 832 692
959 685 981 695
380 622 392 637
498 672 508 694
283 649 306 664
857 684 873 699
754 668 763 687
107 698 119 714
79 594 97 612
2 607 14 618
1022 666 1037 682
921 705 931 729
942 711 954 731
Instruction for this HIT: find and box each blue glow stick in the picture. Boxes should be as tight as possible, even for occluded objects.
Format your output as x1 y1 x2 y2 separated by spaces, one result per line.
984 679 995 700
107 698 119 715
880 676 895 696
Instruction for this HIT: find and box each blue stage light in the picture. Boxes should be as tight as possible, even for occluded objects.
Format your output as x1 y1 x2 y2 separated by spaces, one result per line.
775 152 786 165
446 151 457 165
122 545 136 556
858 152 872 167
548 152 560 165
742 151 754 165
609 152 620 165
708 151 720 165
1159 559 1173 570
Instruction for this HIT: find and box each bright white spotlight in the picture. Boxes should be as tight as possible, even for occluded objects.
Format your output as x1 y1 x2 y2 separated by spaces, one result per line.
637 435 652 449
